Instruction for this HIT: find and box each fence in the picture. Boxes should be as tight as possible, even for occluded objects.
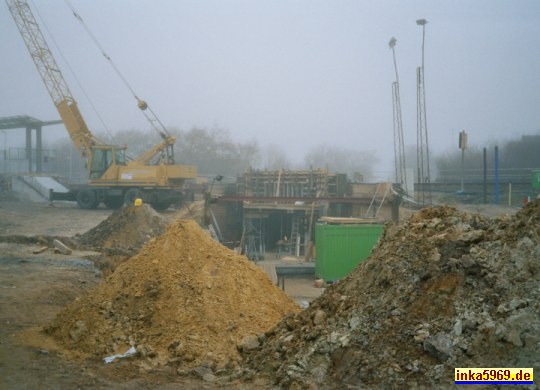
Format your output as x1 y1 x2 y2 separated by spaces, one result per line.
418 167 538 207
0 146 87 185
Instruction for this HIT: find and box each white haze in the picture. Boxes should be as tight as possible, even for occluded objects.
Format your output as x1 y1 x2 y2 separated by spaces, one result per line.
1 0 539 180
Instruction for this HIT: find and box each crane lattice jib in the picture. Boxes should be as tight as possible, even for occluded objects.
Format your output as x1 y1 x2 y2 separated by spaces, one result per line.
6 0 104 156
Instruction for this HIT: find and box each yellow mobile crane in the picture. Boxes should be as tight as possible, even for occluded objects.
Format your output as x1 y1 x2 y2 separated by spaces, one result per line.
6 0 196 210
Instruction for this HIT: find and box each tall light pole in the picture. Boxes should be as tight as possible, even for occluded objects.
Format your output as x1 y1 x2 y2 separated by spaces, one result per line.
417 19 427 74
389 37 408 195
1 130 6 174
416 18 431 204
459 130 468 193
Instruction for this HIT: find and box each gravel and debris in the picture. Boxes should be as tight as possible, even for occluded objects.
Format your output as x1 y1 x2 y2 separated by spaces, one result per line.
75 204 169 256
242 201 540 389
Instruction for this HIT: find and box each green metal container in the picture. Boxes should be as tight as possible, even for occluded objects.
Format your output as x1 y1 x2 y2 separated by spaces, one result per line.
532 170 540 190
315 223 384 282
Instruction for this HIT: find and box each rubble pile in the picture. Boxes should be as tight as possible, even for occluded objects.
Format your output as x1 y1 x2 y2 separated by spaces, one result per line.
46 220 299 373
243 202 540 388
75 204 169 256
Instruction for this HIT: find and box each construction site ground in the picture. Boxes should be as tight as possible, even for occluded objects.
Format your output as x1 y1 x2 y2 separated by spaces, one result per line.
0 193 525 389
0 196 323 389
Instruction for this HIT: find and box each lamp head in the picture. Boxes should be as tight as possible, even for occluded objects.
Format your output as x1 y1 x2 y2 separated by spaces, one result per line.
388 37 397 48
416 19 428 26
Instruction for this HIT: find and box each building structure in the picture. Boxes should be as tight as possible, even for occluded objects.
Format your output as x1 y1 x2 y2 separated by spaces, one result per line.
0 115 62 174
211 168 401 261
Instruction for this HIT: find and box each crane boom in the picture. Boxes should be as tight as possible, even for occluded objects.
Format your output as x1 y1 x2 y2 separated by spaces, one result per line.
7 0 106 161
7 0 197 210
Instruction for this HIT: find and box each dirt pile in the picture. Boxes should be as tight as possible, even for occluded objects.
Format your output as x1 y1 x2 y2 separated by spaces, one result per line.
46 219 299 374
75 204 169 256
243 202 540 389
169 199 205 225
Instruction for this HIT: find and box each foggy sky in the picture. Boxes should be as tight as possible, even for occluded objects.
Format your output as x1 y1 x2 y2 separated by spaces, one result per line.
1 0 539 179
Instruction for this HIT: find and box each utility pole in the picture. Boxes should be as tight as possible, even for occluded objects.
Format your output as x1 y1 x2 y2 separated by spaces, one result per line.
459 130 468 193
389 37 408 196
416 18 431 205
1 130 5 174
494 146 500 204
483 148 487 204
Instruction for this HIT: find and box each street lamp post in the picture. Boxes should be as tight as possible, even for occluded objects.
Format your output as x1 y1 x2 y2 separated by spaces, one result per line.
388 37 408 195
416 18 431 204
459 130 468 193
1 130 6 173
389 37 399 184
416 19 428 72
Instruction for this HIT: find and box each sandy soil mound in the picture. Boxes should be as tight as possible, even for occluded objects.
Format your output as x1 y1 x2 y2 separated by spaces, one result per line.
168 199 205 224
243 202 540 389
45 220 299 373
75 204 169 256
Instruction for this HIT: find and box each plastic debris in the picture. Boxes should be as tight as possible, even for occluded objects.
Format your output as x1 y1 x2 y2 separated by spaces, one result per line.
103 346 137 364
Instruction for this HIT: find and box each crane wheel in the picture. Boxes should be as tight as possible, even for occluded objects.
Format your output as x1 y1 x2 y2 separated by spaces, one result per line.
76 189 100 209
124 188 141 206
151 201 172 211
103 196 124 209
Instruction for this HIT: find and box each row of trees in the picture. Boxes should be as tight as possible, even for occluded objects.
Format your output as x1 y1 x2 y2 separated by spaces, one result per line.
434 134 540 178
46 126 379 181
46 127 540 184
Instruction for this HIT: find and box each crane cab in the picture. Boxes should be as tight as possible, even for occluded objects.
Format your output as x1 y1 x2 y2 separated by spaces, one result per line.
89 145 127 179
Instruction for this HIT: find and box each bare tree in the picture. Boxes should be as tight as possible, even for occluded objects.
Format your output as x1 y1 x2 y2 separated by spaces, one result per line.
304 144 379 179
257 144 292 170
173 127 259 176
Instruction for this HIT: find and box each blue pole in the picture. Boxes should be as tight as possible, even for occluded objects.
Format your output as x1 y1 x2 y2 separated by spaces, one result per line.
494 146 499 204
483 148 487 204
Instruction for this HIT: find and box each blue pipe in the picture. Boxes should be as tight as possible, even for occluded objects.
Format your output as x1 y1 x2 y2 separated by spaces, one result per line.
494 146 499 204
